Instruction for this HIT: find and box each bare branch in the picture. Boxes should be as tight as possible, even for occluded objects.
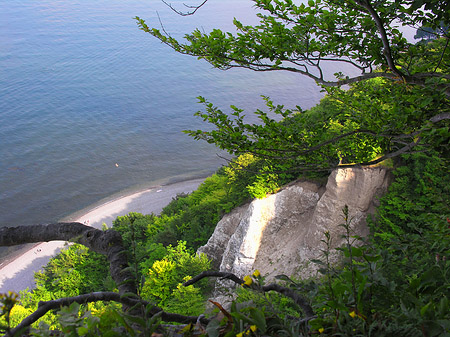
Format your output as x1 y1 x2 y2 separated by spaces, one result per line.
414 72 450 80
7 292 210 337
430 112 450 123
184 270 244 286
183 271 314 318
161 0 208 16
177 46 449 92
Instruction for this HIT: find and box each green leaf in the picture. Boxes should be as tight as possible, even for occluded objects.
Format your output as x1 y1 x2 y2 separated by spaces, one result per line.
274 274 296 284
249 308 267 332
103 331 123 337
77 327 89 335
205 319 221 337
123 314 146 327
351 246 363 257
420 301 432 317
231 311 253 325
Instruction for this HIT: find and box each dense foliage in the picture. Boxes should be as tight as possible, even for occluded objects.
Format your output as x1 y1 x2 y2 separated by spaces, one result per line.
1 0 449 335
140 241 210 315
0 159 277 330
3 88 447 336
138 0 449 90
183 37 449 175
222 159 449 335
136 0 449 175
305 153 450 336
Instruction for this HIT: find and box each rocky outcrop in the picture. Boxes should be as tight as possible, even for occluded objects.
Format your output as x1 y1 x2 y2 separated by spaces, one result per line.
198 167 391 290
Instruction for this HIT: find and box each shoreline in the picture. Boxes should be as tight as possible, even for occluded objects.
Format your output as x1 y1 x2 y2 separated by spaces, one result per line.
0 176 206 293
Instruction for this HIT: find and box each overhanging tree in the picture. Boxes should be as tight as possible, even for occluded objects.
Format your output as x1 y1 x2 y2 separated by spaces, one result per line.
136 0 449 171
1 1 450 335
140 0 449 88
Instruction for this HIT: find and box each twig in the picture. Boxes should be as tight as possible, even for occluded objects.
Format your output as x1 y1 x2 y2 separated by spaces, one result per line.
434 37 449 72
161 0 208 16
430 112 450 123
184 270 244 286
184 271 315 318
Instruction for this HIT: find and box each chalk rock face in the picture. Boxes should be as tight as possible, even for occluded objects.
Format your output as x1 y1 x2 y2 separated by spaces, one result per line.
197 204 248 270
197 167 390 286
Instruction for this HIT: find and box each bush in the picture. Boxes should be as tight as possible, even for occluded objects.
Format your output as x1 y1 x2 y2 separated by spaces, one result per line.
34 244 110 297
140 241 211 315
306 153 450 336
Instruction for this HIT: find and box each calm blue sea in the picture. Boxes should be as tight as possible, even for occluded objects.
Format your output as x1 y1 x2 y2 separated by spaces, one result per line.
0 0 324 258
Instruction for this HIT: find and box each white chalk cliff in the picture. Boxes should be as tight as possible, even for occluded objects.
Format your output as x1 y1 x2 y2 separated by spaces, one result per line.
198 167 391 289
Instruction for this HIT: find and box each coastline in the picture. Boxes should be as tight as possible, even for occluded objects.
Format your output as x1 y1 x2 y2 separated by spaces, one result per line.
0 177 206 293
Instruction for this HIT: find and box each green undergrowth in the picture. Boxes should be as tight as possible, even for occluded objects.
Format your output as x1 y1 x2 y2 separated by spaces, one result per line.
4 150 298 330
112 152 306 256
1 77 448 334
5 150 448 335
217 152 449 336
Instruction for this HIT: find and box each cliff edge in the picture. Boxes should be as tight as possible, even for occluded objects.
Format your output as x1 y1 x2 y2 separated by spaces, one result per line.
198 167 391 291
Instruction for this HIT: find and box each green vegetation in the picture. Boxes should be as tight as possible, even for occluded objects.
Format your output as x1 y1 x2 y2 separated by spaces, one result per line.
182 36 449 173
4 96 447 336
1 0 449 335
140 241 210 315
308 171 449 336
222 168 449 335
33 244 111 298
1 163 276 330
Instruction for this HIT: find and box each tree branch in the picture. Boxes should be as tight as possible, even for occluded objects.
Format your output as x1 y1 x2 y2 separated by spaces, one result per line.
430 112 450 123
355 0 404 78
137 17 450 95
161 0 208 16
184 270 244 286
0 223 136 297
7 292 210 337
434 37 450 72
261 283 314 318
183 271 315 318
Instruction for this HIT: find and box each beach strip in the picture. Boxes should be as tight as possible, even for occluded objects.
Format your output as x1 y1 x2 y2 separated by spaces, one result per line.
0 178 204 293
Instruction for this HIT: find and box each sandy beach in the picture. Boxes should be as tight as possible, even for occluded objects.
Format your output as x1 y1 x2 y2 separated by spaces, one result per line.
0 178 205 293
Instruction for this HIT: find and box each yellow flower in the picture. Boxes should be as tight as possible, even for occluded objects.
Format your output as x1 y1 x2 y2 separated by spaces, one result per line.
252 270 260 277
236 333 244 337
318 327 324 333
250 325 257 332
349 311 357 318
243 275 253 286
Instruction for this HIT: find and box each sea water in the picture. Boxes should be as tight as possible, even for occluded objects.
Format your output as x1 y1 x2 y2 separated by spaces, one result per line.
0 0 324 259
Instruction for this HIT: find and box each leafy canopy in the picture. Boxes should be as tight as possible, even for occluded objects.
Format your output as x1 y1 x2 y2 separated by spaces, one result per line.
137 0 449 92
135 0 449 173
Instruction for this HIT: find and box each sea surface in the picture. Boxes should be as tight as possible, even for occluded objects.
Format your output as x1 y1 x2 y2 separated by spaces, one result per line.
0 0 325 259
